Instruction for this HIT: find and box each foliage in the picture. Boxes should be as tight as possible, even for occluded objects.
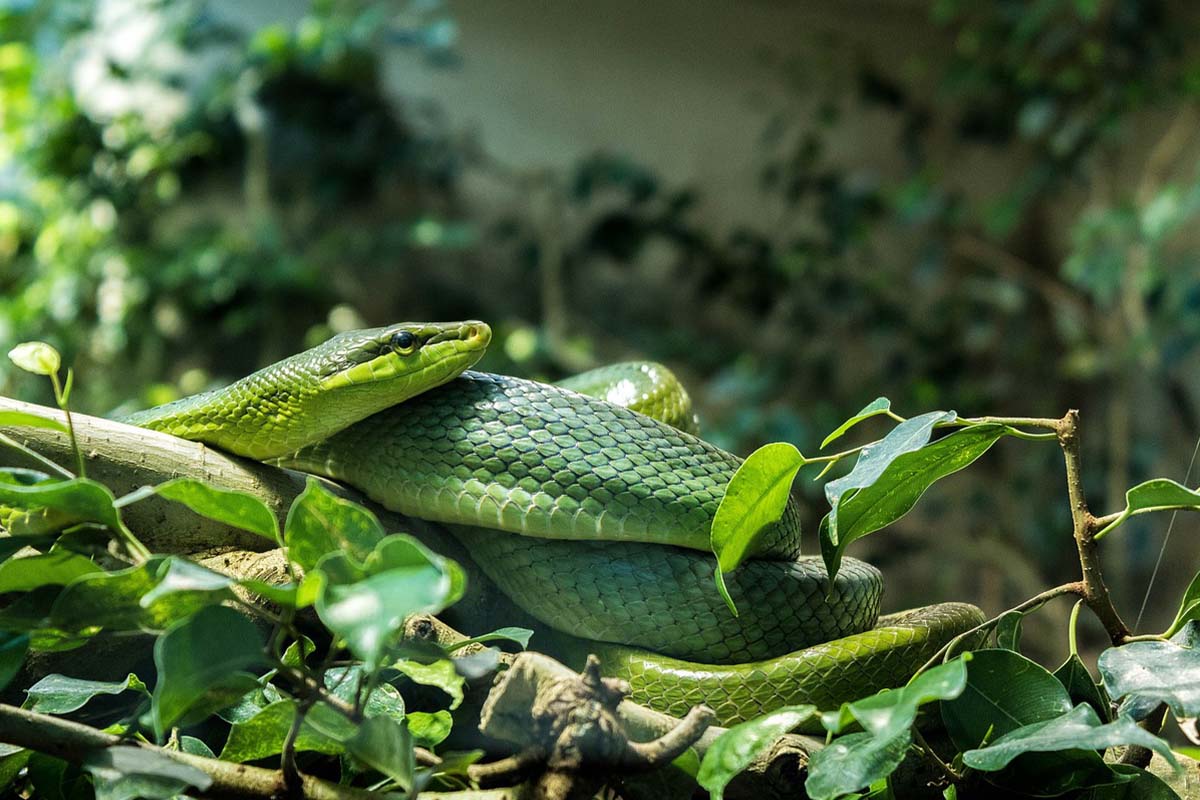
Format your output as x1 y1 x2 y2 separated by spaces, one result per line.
705 397 1200 798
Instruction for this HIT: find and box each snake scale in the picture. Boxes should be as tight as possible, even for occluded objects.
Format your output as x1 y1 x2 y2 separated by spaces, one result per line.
126 320 984 725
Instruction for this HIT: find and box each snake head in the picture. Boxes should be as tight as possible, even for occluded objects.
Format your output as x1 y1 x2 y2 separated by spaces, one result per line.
319 321 491 393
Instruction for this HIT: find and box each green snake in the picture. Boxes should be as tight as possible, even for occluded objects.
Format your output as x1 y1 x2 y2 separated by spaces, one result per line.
126 320 984 725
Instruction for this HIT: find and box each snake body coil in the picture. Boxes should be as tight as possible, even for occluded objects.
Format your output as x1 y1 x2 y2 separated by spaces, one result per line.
128 322 984 724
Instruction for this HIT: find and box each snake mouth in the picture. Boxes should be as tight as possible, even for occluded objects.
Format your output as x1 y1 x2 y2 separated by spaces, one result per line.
320 321 490 390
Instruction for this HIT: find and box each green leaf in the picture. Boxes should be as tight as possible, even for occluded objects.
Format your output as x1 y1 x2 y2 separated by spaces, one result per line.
697 705 817 800
0 478 123 534
821 398 891 449
942 649 1072 750
710 442 806 574
25 673 147 715
316 534 465 670
51 559 212 632
391 659 465 709
820 424 1004 581
0 552 100 593
8 342 61 376
0 411 67 433
344 716 415 791
1099 631 1200 719
145 478 279 543
805 730 911 800
822 656 970 737
1167 571 1200 638
285 478 387 572
81 746 210 800
0 632 28 692
447 626 534 651
1055 654 1112 723
219 700 342 762
995 610 1023 651
407 710 453 748
1097 479 1200 539
150 606 266 737
138 558 236 608
943 649 1120 795
963 704 1178 773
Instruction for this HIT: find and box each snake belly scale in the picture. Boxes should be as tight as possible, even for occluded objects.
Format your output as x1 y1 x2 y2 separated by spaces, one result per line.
125 320 984 725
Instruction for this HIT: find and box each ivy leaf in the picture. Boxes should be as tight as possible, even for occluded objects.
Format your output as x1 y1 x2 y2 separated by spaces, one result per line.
0 552 101 593
821 398 892 449
8 342 60 376
315 534 465 670
0 410 67 433
963 704 1178 773
285 478 387 571
150 606 266 737
697 705 817 800
344 716 415 791
1097 479 1200 539
138 558 296 609
820 424 1004 581
1099 627 1200 720
139 478 279 543
25 673 147 715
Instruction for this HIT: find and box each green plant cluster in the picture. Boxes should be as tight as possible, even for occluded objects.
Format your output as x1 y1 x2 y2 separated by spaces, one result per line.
0 0 465 415
0 345 526 797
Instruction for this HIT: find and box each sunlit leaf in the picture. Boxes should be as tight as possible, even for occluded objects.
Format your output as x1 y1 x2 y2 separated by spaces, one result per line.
25 673 147 715
0 411 67 433
697 705 816 800
711 442 806 572
316 534 464 670
51 559 211 632
143 478 279 543
0 478 122 534
822 656 969 737
150 606 266 737
820 424 1004 581
219 700 342 762
821 397 891 449
447 626 534 651
0 552 100 593
407 710 452 748
285 478 387 571
1097 479 1200 539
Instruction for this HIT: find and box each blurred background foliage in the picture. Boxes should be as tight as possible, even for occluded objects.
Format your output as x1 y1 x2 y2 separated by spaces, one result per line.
3 0 1200 657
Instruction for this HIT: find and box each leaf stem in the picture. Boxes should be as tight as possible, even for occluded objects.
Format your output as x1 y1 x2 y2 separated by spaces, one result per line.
1068 600 1083 658
49 370 85 478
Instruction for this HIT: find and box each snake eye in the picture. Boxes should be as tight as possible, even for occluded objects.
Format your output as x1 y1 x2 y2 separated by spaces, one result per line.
389 331 418 353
